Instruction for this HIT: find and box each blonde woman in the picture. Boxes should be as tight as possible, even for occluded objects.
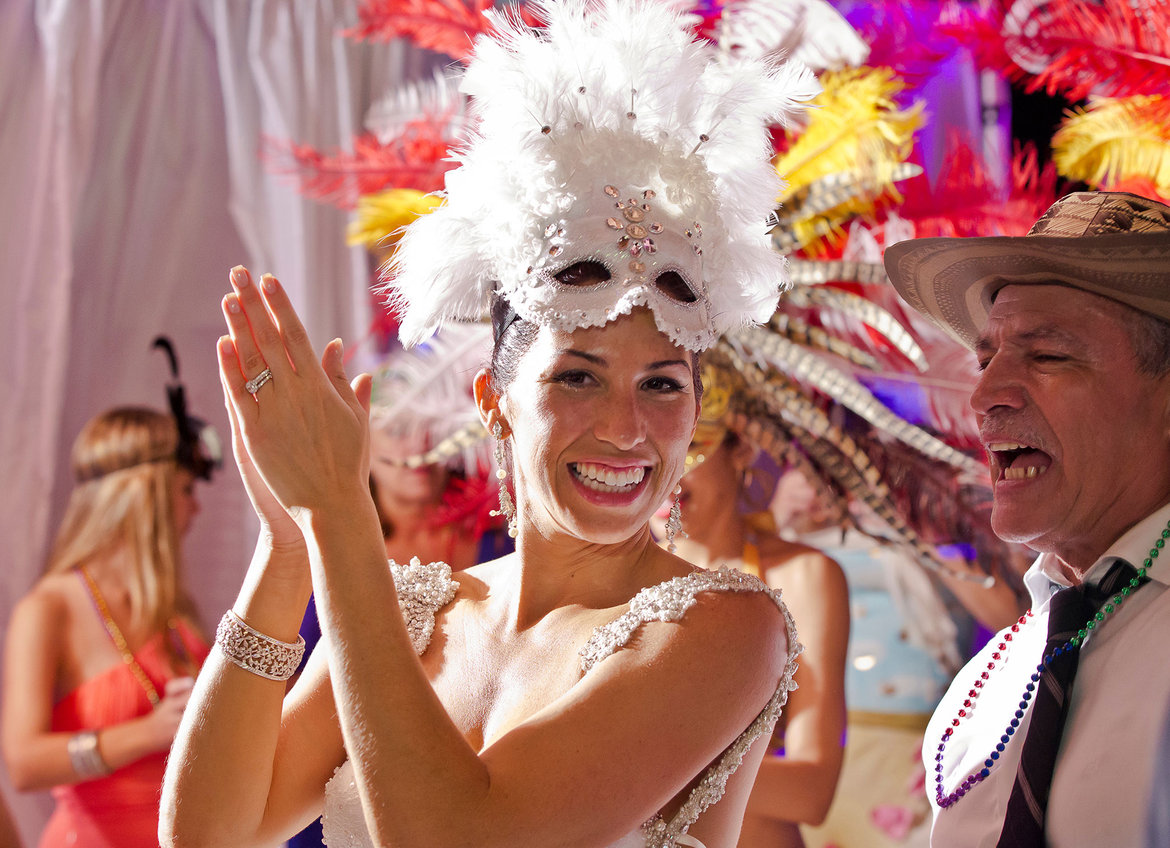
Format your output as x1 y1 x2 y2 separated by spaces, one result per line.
2 407 212 847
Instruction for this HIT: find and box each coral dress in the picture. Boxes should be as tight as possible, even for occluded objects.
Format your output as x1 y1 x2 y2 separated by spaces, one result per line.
39 621 209 848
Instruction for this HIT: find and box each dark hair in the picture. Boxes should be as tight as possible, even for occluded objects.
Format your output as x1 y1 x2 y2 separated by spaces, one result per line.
1130 309 1170 378
489 292 541 393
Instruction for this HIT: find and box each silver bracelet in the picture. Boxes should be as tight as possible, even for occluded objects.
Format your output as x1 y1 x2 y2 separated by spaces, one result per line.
215 609 306 681
67 730 112 780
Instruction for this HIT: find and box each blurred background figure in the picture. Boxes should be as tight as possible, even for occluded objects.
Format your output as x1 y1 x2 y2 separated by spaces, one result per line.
365 323 511 570
0 791 25 848
662 421 850 848
772 466 1024 848
2 402 218 848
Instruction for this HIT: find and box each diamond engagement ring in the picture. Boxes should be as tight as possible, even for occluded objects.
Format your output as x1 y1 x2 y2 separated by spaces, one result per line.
244 368 273 395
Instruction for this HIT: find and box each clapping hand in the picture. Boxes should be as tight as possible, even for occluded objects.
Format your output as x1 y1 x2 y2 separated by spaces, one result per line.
217 266 373 540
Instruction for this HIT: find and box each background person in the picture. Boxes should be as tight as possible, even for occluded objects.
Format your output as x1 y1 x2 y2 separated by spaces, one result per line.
662 427 849 848
2 405 215 848
772 467 963 848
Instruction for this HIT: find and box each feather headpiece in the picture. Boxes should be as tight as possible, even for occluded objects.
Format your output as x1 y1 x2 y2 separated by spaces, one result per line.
387 0 820 351
368 322 492 473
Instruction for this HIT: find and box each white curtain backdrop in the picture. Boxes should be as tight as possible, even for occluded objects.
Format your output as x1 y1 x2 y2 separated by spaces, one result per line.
0 0 439 840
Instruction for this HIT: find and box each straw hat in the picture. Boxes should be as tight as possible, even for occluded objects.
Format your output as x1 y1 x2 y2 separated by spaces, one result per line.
883 191 1170 348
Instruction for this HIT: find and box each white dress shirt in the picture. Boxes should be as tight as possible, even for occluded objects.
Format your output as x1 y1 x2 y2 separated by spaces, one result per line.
924 503 1170 847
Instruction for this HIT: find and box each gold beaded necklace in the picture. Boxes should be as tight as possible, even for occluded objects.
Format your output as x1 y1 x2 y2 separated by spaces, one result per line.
78 565 162 706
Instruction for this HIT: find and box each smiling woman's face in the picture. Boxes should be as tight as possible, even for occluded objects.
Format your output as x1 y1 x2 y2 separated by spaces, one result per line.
498 307 699 545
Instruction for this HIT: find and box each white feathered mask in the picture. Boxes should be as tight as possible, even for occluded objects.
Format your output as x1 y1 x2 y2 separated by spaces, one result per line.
387 0 820 352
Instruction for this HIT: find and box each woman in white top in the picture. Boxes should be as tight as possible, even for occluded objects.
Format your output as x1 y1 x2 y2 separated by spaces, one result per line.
159 2 818 845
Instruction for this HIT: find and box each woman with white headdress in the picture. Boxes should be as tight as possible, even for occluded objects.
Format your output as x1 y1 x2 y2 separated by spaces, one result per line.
160 2 818 845
363 323 507 570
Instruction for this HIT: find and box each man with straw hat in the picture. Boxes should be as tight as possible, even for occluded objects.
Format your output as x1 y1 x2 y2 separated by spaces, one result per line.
884 191 1170 846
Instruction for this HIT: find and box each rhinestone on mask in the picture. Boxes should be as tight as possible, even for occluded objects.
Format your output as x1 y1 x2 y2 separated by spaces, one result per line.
600 183 671 274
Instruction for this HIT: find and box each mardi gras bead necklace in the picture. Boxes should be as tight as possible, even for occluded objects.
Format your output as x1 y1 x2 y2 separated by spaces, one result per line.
934 518 1170 808
78 565 194 706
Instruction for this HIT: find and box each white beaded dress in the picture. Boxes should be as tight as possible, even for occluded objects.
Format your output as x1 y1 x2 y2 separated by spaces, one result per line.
321 559 800 848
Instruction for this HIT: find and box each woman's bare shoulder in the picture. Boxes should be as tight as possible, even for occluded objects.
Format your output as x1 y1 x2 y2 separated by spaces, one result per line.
5 575 77 656
13 573 75 620
758 537 842 576
604 567 792 667
451 553 516 602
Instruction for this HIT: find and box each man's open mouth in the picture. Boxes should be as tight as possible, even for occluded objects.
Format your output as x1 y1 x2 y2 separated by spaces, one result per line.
987 441 1052 481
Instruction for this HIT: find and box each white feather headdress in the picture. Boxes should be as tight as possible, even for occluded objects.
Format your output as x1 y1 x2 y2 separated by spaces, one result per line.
388 0 820 351
368 322 492 472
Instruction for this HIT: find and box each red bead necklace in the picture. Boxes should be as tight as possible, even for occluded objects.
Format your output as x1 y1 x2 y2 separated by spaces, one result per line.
934 519 1168 808
933 610 1031 807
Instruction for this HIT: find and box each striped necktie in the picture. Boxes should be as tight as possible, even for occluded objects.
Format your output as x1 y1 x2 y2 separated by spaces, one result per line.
995 558 1144 847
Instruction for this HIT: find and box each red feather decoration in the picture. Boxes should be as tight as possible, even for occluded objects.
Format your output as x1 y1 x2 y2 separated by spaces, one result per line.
1012 0 1170 100
838 0 948 83
264 123 455 210
933 0 1015 76
895 135 1059 239
346 0 496 61
939 0 1170 101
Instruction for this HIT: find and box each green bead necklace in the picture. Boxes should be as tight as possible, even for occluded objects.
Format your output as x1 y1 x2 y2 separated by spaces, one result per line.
935 517 1169 808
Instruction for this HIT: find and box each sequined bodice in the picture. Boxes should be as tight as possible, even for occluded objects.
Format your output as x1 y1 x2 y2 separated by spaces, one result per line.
321 559 799 848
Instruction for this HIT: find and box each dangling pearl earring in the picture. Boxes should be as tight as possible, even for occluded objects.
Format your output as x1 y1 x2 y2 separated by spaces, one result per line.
665 484 683 553
490 421 518 538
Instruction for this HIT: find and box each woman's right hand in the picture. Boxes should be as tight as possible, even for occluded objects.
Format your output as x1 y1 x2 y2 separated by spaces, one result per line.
141 677 195 752
218 268 306 553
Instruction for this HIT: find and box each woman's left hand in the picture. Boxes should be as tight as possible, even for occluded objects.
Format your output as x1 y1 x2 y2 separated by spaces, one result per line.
218 266 373 525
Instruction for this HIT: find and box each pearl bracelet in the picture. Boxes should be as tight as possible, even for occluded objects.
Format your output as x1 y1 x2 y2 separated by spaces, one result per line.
215 609 306 681
67 730 112 779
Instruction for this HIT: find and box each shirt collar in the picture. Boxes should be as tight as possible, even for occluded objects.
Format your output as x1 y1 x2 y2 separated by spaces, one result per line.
1025 501 1170 605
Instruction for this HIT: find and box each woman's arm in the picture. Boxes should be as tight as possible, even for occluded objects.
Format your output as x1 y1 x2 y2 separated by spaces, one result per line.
160 539 347 848
160 273 352 847
747 551 850 826
1 590 192 791
935 554 1026 633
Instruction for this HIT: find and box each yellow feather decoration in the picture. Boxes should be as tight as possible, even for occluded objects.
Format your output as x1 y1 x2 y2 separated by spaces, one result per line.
1052 95 1170 199
773 67 923 253
346 188 445 261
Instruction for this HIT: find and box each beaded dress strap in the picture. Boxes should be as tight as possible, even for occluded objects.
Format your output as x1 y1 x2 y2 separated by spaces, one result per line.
578 567 802 845
389 558 458 655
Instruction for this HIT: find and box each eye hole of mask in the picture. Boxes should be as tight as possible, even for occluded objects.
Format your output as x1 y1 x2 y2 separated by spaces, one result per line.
554 260 612 287
655 270 698 304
